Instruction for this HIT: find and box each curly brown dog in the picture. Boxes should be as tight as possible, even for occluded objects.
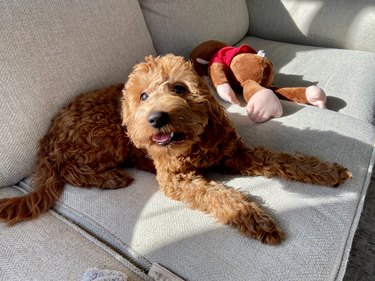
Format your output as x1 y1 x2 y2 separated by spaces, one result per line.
0 54 351 245
0 84 154 224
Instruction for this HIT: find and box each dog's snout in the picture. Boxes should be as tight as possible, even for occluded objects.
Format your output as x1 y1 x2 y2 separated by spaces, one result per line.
148 111 169 128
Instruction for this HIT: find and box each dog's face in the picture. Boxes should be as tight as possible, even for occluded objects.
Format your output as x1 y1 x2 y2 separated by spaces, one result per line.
122 54 212 157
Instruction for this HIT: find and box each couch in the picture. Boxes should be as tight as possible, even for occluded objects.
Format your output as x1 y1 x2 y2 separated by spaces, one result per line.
1 1 374 280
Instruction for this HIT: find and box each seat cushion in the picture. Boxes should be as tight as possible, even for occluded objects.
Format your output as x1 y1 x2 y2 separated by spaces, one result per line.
0 0 156 187
238 36 375 125
20 101 375 281
0 187 151 281
139 0 249 57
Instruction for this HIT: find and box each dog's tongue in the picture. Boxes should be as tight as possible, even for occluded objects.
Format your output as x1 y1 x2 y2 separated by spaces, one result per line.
152 132 172 145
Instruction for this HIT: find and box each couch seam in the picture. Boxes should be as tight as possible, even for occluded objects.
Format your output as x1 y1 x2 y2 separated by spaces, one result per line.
17 179 153 276
49 209 153 280
6 184 153 280
52 199 153 273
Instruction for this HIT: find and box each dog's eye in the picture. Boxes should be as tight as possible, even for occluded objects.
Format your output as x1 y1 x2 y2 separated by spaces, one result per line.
173 84 188 95
140 92 149 101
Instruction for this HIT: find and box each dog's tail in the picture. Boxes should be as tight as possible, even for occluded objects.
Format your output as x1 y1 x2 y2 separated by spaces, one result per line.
0 148 64 225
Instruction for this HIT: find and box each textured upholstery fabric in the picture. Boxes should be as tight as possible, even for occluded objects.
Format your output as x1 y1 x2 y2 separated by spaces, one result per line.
0 187 152 281
246 0 375 52
139 0 249 57
0 0 156 187
20 102 374 281
238 36 375 125
2 1 375 280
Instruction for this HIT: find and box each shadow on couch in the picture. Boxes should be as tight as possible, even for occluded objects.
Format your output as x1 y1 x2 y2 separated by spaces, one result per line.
13 105 372 279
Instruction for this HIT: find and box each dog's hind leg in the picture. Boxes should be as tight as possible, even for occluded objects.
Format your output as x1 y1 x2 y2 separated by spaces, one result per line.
223 144 351 187
157 171 285 245
61 165 133 189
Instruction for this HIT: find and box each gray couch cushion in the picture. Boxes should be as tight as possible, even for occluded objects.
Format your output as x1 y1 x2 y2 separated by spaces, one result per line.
139 0 249 57
20 101 375 280
0 0 156 187
238 36 375 125
246 0 375 52
0 187 151 281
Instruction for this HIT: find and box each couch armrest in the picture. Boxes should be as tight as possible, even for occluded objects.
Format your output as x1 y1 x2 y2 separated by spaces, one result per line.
246 0 375 53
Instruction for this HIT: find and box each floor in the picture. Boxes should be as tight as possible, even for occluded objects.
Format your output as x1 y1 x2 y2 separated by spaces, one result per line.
344 174 375 280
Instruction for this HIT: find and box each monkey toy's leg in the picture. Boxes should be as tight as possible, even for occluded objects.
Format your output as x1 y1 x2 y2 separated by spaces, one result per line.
272 86 327 109
230 54 327 122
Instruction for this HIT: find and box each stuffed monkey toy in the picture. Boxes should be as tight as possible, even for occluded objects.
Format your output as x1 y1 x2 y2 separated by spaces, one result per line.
190 40 327 122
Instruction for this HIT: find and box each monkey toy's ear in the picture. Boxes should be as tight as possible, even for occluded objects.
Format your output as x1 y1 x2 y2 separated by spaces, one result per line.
196 58 210 65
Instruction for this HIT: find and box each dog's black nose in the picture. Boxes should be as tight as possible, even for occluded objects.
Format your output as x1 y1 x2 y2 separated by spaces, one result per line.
148 111 169 128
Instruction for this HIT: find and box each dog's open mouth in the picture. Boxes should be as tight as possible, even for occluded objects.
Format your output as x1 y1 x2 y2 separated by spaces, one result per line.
152 132 185 146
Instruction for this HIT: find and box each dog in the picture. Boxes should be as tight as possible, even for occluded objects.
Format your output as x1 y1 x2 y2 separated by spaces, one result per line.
0 54 351 245
0 84 155 225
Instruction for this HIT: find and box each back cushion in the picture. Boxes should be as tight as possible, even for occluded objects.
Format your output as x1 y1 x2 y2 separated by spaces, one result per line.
246 0 375 52
0 0 156 186
140 0 249 57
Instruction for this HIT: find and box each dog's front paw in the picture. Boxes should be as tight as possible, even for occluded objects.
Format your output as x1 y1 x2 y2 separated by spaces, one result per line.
255 221 286 245
229 203 286 245
327 163 352 187
308 161 352 187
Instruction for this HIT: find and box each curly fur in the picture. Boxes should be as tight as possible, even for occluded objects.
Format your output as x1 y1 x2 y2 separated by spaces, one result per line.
0 84 154 225
122 54 351 244
0 54 351 245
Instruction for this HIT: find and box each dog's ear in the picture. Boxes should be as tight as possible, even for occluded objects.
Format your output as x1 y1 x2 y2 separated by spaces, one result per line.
121 89 130 127
144 54 155 64
196 77 227 124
